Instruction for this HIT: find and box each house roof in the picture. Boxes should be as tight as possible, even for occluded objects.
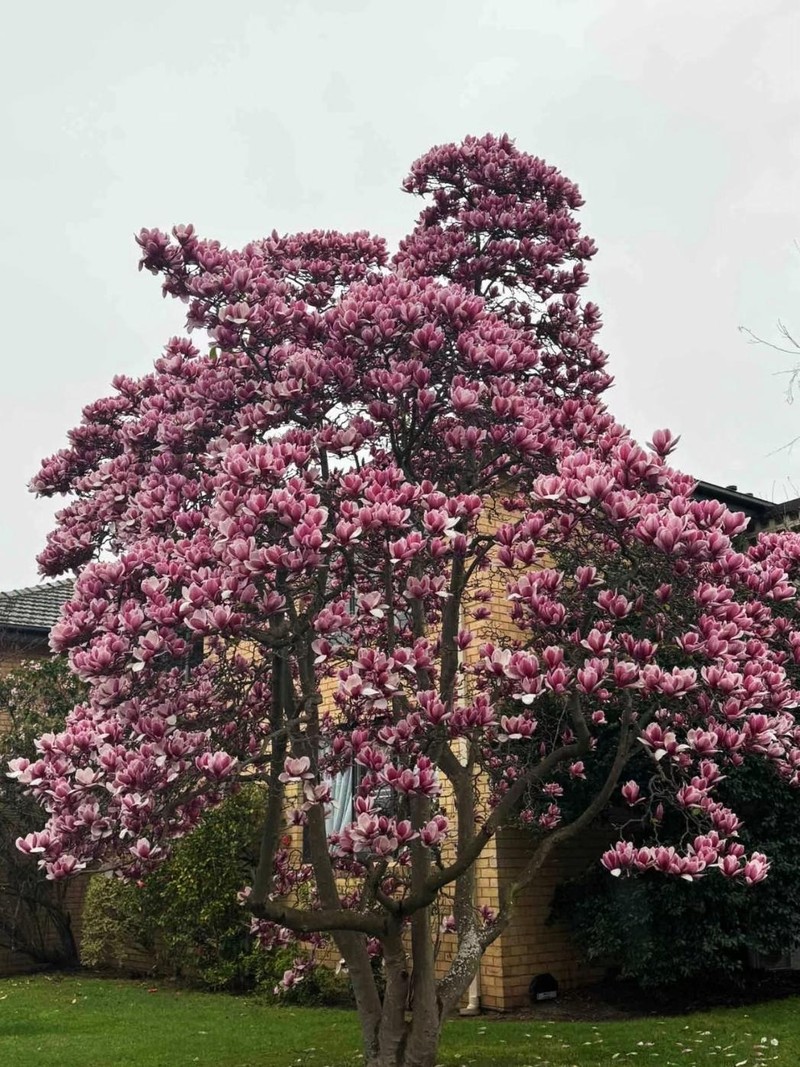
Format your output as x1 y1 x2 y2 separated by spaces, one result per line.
0 579 74 634
693 480 776 521
768 496 800 524
695 481 800 529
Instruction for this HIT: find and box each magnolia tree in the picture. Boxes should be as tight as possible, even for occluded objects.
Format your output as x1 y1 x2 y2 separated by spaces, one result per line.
12 134 800 1067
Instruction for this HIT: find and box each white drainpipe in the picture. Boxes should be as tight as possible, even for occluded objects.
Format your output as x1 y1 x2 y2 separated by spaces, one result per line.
463 969 482 1015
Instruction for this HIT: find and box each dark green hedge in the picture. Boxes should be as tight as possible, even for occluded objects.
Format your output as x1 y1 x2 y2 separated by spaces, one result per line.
554 756 800 990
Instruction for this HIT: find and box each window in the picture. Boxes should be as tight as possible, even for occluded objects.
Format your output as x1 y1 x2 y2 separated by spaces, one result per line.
302 763 398 860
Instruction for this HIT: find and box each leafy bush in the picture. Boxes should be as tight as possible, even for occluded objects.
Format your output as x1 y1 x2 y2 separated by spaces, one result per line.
81 787 260 988
141 785 264 990
554 756 800 990
80 785 353 1003
79 874 154 970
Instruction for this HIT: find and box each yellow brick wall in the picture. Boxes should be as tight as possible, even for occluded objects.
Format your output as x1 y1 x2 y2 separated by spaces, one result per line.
481 825 610 1009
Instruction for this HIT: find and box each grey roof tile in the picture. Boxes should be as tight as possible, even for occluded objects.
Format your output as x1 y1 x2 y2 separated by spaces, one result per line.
0 579 74 633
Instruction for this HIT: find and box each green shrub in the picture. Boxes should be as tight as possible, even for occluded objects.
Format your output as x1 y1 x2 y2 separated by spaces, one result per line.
141 786 263 990
554 756 800 990
79 874 154 971
79 785 353 1003
81 787 261 989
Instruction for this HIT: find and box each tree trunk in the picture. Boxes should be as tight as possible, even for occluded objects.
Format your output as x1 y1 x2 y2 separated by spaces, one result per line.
371 933 410 1066
359 918 489 1067
359 920 446 1067
402 906 441 1067
363 1019 442 1067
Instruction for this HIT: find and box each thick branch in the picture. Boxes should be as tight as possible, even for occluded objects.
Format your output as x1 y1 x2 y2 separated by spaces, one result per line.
402 739 585 915
250 899 385 936
251 650 287 904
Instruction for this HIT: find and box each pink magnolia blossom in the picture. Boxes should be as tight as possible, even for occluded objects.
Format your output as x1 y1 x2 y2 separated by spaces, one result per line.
620 780 642 806
195 751 236 780
279 757 314 784
743 852 770 885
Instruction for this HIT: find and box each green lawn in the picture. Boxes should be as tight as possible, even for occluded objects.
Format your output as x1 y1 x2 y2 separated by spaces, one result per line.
0 974 793 1066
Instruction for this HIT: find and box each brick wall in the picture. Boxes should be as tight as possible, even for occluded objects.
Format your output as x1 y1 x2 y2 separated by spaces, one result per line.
1 639 80 978
481 825 609 1009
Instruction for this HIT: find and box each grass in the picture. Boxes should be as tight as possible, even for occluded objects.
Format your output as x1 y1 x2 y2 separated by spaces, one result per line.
0 973 795 1066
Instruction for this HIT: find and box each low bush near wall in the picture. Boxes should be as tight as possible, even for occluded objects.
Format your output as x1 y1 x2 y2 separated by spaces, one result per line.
80 786 351 1003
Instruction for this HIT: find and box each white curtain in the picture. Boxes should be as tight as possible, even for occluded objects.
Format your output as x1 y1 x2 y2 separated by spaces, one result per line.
325 766 354 838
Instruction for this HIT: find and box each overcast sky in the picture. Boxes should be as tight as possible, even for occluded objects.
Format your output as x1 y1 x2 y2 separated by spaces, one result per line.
1 0 798 590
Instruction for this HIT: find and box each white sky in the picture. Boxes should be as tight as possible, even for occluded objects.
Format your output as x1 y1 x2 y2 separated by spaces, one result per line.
1 0 799 590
